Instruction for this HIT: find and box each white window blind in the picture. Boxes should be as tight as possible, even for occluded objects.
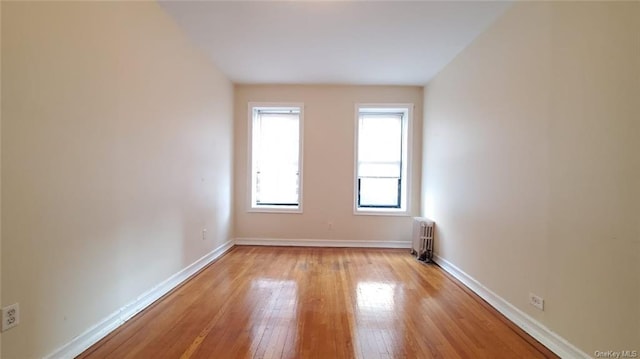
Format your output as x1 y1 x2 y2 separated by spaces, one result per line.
250 105 303 211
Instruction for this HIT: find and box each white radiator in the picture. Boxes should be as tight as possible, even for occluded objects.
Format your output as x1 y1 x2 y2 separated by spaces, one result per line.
411 217 434 262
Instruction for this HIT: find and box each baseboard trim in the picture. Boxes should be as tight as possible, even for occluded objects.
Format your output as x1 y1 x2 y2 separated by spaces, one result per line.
44 239 235 359
234 237 412 249
433 254 589 359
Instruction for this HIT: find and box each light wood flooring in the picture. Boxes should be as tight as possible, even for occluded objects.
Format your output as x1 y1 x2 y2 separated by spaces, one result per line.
79 246 557 359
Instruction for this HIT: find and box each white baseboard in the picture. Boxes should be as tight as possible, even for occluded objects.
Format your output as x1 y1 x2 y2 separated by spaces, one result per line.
234 237 412 249
44 239 235 359
433 254 590 359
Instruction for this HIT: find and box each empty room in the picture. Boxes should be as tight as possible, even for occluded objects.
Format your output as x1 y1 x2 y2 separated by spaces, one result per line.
1 1 638 358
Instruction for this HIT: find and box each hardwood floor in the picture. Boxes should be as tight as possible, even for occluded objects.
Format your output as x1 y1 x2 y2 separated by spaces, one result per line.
79 246 557 359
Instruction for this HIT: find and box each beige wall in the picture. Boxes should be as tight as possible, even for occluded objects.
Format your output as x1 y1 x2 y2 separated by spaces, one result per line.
1 2 233 358
234 85 422 244
423 1 639 354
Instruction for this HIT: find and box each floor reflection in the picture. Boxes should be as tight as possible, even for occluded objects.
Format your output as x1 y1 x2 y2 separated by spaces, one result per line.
354 281 404 358
357 281 396 313
248 278 298 358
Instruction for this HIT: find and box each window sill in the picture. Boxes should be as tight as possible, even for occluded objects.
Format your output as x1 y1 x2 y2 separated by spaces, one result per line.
248 206 303 214
354 209 410 217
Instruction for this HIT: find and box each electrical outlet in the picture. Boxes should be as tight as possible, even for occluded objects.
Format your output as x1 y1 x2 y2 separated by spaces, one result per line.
202 228 207 240
2 303 20 331
529 293 544 311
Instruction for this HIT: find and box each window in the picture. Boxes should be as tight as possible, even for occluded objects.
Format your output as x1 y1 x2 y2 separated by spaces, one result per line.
355 104 411 214
249 104 303 212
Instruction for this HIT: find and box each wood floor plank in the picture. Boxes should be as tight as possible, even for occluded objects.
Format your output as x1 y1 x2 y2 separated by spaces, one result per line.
78 246 558 359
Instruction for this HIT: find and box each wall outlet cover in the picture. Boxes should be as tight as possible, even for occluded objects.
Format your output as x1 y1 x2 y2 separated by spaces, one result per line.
2 303 20 331
529 293 544 311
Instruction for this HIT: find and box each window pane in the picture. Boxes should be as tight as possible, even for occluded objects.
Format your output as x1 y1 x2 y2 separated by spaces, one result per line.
254 111 300 206
356 108 408 211
359 177 399 207
257 167 298 204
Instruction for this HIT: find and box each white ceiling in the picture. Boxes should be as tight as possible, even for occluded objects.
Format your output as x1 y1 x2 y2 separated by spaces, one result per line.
160 1 511 85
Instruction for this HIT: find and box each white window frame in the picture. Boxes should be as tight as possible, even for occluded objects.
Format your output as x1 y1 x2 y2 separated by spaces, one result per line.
354 103 412 216
247 102 304 213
